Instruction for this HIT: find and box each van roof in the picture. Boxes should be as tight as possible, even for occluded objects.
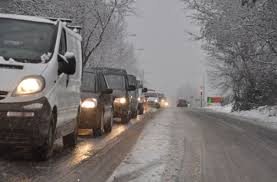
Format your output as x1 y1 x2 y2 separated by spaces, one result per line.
85 67 127 75
0 13 56 25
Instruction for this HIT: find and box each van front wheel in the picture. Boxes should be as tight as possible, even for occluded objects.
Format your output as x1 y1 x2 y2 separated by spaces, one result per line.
63 112 79 147
33 115 55 161
93 112 104 137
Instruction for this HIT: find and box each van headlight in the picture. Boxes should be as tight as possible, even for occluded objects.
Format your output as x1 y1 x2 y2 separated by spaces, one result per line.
81 99 97 109
114 97 127 104
14 76 45 95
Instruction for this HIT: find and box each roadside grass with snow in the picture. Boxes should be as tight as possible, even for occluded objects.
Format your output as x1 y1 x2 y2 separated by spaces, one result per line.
206 104 277 129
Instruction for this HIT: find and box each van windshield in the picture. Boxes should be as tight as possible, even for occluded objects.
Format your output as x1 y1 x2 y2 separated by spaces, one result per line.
0 18 56 63
105 74 126 90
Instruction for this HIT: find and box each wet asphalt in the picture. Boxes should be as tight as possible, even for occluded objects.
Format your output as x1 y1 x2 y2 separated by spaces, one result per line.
0 109 159 182
2 108 277 182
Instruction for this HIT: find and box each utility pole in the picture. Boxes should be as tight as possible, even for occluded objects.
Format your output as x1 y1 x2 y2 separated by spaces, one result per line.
200 86 203 107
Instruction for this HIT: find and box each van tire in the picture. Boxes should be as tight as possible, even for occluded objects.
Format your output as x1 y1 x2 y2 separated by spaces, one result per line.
34 115 55 161
63 112 79 148
93 112 104 137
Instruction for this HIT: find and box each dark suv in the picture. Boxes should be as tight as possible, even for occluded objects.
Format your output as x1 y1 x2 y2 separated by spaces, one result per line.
80 69 114 137
177 99 188 107
97 68 136 123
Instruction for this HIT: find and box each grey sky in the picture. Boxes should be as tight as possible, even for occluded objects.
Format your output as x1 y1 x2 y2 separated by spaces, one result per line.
126 0 206 98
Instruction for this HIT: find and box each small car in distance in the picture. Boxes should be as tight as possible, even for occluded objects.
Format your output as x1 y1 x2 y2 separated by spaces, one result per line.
137 80 147 115
145 92 161 109
160 97 169 108
80 70 114 137
177 99 188 107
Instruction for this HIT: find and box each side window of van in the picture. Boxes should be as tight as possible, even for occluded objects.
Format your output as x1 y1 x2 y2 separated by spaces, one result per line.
59 29 67 55
99 74 108 91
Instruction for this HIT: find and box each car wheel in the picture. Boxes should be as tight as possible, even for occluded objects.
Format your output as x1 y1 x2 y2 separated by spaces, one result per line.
121 113 130 124
33 114 55 161
63 111 79 148
104 112 113 133
93 111 104 137
138 106 144 115
132 110 138 118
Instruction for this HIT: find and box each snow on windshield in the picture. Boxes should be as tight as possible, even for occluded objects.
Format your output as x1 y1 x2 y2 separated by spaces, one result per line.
0 18 56 63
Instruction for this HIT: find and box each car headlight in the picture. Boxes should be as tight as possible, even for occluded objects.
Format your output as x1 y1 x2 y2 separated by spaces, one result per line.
155 99 159 103
81 99 97 109
14 76 45 95
114 97 127 104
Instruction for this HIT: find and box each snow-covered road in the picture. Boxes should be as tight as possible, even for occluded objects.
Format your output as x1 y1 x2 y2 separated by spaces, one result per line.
2 108 277 182
107 108 277 182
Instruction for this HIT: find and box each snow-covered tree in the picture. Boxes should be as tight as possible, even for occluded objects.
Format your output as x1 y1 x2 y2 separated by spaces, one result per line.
3 0 138 74
183 0 277 111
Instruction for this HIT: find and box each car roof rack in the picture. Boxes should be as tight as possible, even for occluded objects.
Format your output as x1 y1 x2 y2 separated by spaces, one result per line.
67 25 82 34
45 17 72 24
85 67 127 75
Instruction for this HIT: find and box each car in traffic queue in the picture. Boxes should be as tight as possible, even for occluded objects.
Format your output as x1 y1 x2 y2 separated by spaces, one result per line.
160 97 169 108
145 92 161 109
137 80 146 115
127 74 139 118
79 69 114 137
97 68 136 123
0 14 82 160
177 99 188 107
157 93 169 108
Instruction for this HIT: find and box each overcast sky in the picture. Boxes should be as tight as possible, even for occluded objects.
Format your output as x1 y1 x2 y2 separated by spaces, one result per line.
126 0 207 98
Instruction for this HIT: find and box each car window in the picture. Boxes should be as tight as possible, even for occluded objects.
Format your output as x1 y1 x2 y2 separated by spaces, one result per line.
128 75 137 86
59 29 67 55
99 74 107 91
81 72 96 92
105 74 126 90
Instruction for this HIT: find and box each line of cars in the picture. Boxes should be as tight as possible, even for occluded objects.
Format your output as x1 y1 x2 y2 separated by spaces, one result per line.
144 91 169 109
0 14 147 160
80 67 147 137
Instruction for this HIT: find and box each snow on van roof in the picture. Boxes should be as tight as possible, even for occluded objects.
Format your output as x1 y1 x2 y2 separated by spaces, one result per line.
0 13 56 24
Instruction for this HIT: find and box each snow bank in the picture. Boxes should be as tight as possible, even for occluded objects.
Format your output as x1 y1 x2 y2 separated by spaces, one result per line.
206 104 277 124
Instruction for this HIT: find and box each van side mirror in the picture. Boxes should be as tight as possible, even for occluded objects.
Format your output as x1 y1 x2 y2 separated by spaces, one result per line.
102 88 113 95
58 52 76 75
142 88 148 93
128 85 136 91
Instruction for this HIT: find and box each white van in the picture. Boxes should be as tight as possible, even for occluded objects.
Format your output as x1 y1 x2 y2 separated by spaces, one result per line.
0 14 82 160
